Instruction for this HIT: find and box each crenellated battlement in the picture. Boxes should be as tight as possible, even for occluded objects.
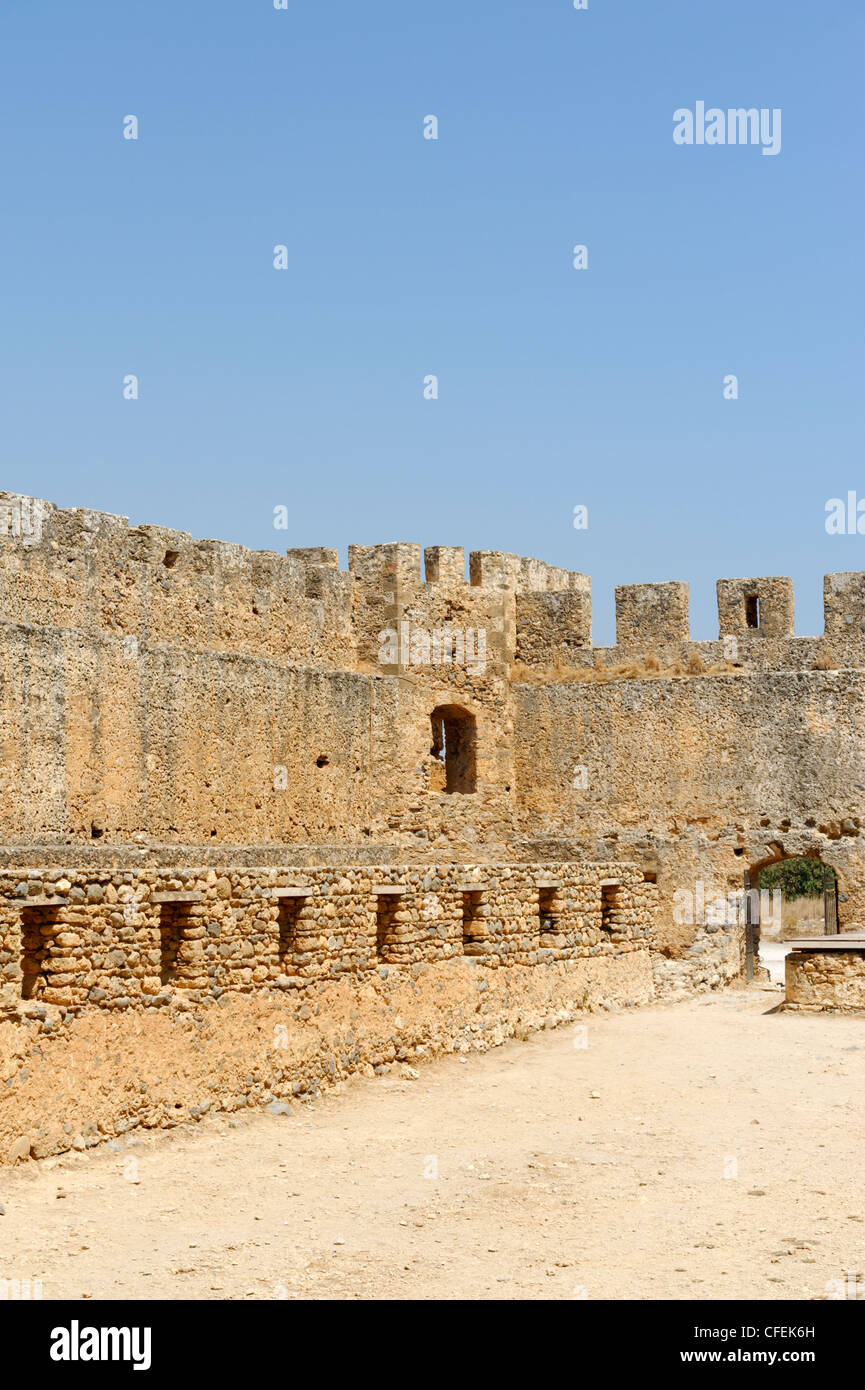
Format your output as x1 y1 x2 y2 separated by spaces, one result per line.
4 495 865 681
602 573 865 668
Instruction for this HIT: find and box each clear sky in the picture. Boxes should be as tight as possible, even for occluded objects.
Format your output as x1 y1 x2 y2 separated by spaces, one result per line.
1 0 862 644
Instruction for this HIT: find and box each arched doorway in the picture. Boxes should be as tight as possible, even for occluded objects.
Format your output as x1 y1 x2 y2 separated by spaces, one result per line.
429 705 477 794
747 855 838 985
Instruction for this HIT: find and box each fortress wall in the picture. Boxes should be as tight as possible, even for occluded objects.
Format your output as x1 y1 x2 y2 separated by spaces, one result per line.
0 621 521 849
0 860 656 1014
4 494 865 677
348 542 588 684
514 669 865 827
593 575 865 669
512 669 865 947
0 497 357 669
4 490 865 959
0 624 384 844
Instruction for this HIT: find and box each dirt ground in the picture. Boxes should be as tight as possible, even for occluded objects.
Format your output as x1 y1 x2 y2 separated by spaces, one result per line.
1 984 863 1301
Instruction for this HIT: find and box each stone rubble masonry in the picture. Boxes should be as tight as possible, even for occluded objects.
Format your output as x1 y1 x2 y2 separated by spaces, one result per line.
0 951 655 1165
0 860 656 1014
784 948 865 1013
716 577 795 639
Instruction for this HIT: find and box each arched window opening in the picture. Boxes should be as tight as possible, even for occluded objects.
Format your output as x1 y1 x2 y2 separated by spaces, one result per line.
430 705 477 795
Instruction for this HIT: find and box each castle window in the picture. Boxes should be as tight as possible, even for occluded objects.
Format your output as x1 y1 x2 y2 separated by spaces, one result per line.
430 705 477 794
745 594 760 629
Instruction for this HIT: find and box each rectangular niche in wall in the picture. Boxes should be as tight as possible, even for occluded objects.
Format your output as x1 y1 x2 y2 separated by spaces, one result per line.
600 882 623 933
158 906 184 985
273 888 309 972
461 887 489 953
375 887 406 962
537 882 560 934
152 889 204 987
20 906 58 1000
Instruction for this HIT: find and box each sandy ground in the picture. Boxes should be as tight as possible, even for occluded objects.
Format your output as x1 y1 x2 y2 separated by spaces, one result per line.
1 984 863 1301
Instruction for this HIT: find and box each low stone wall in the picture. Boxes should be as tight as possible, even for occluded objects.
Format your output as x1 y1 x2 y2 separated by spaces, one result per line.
0 860 656 1015
0 952 654 1165
784 948 865 1013
0 858 662 1162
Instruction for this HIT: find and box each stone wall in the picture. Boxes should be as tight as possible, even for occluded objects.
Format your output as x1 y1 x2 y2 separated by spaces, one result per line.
0 860 656 1015
784 947 865 1013
0 950 656 1165
512 669 865 951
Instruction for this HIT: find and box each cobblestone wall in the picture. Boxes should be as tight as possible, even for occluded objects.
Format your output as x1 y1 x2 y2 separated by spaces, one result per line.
0 860 656 1017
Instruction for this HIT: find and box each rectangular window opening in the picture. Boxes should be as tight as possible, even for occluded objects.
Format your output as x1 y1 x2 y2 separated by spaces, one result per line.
744 594 760 629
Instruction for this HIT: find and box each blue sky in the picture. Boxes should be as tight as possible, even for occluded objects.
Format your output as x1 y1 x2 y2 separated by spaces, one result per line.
1 0 862 643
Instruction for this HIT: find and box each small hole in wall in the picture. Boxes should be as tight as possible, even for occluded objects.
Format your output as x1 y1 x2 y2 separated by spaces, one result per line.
210 829 217 837
642 870 657 883
163 550 180 569
734 848 744 857
316 756 329 768
744 594 760 629
90 824 104 839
